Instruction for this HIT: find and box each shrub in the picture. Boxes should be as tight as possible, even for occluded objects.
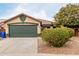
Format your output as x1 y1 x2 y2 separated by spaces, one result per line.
64 27 74 37
41 27 74 47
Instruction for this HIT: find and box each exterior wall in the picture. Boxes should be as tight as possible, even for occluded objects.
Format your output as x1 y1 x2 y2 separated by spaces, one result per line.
2 17 21 34
2 16 41 34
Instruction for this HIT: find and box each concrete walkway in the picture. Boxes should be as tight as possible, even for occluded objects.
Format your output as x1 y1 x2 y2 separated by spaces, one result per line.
0 37 37 56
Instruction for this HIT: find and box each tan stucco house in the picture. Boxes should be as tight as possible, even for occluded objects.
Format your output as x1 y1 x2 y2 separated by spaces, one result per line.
0 13 52 37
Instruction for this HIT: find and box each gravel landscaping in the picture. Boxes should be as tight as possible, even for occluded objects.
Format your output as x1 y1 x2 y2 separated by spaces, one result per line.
38 37 79 55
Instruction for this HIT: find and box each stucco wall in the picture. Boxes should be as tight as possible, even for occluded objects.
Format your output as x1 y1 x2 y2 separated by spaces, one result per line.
2 17 41 34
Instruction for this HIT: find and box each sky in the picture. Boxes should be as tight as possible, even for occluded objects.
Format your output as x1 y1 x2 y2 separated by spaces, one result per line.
0 3 68 21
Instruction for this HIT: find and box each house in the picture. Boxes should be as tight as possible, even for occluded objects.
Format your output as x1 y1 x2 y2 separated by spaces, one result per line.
0 13 53 37
39 19 53 30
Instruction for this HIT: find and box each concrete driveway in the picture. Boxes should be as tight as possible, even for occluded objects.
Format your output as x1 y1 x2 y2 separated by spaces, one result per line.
0 37 37 56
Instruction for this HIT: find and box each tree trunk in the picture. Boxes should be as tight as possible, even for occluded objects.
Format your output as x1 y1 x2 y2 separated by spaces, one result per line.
74 28 78 36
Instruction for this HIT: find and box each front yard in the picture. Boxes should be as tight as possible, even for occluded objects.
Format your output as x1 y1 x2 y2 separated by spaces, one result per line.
1 37 79 55
38 37 79 55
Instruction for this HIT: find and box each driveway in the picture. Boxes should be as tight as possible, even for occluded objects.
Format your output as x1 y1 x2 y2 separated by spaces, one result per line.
0 37 37 56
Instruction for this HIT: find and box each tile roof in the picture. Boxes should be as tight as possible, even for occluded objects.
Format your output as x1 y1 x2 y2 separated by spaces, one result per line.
0 13 53 25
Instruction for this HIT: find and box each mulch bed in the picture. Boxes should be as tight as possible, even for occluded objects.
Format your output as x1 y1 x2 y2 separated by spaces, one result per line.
38 37 79 55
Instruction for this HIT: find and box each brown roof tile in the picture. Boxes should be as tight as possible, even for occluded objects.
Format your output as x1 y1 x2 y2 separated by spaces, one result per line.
4 13 41 23
0 13 53 25
38 19 53 25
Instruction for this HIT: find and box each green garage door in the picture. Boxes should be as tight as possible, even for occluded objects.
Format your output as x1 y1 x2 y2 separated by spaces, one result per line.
8 25 37 37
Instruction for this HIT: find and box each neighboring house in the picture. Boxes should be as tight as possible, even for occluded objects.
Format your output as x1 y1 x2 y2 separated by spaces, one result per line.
0 13 53 37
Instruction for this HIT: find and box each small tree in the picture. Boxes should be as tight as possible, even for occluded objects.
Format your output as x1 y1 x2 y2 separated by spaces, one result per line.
54 4 79 36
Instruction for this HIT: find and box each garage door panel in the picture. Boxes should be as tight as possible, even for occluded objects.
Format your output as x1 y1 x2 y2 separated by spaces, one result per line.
9 25 37 37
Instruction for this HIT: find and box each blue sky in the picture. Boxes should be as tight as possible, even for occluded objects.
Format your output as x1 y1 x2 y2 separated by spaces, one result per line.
0 3 68 21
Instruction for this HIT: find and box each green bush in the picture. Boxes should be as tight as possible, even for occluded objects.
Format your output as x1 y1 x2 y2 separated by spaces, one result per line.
64 27 74 37
41 27 74 47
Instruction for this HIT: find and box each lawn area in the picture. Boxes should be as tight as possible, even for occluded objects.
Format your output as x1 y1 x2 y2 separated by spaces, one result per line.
38 37 79 55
